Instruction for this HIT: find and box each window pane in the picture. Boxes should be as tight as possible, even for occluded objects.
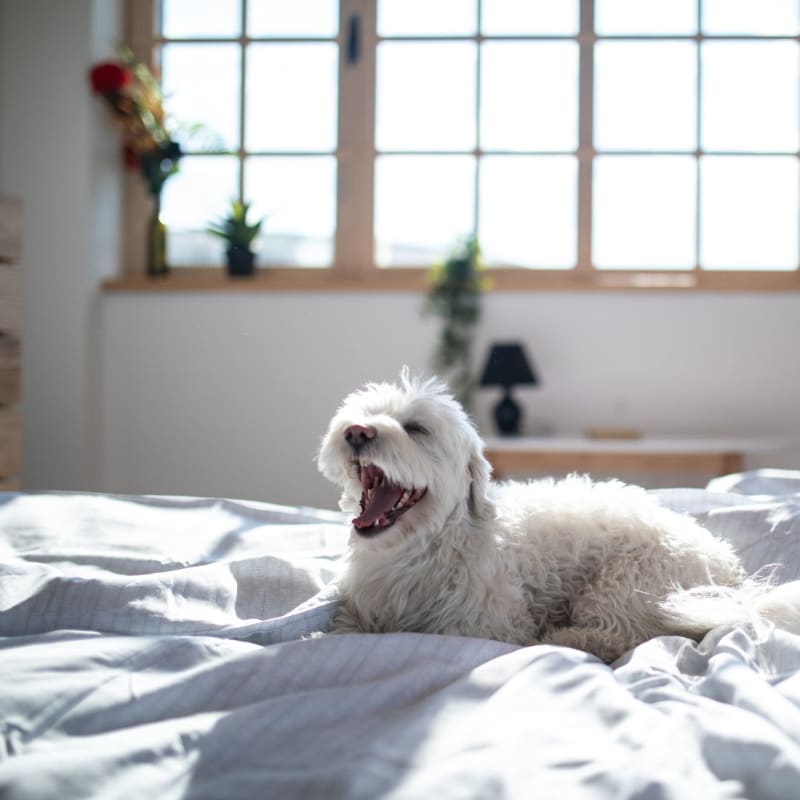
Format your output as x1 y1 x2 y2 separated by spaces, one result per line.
480 156 576 268
245 156 336 266
248 0 338 37
163 155 239 265
246 44 338 152
701 42 799 153
595 42 696 151
593 156 696 269
595 0 697 35
480 43 578 152
482 0 578 35
375 155 475 266
378 0 477 36
700 156 798 270
161 44 240 152
162 0 241 38
376 43 476 152
703 0 799 35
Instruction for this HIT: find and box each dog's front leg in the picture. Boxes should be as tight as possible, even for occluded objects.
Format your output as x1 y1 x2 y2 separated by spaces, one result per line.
327 602 365 635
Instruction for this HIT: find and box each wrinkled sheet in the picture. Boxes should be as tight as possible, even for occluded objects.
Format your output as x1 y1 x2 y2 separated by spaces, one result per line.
1 472 800 799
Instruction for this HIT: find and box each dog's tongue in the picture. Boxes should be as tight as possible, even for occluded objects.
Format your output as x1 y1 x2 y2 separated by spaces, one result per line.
354 482 405 529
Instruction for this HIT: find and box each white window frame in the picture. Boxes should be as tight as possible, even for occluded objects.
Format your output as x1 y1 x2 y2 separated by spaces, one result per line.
114 0 800 293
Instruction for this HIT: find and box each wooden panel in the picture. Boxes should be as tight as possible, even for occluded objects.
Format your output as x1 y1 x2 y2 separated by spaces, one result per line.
0 407 21 480
0 194 22 489
0 331 21 405
0 476 21 492
0 267 21 331
0 196 22 263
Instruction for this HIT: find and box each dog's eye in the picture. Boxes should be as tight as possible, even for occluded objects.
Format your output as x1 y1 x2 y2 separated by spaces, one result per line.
403 421 428 436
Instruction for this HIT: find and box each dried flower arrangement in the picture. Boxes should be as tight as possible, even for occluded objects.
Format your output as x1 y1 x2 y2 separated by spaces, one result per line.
89 47 181 275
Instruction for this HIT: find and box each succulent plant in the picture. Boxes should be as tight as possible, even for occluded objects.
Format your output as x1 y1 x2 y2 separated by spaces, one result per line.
207 200 264 251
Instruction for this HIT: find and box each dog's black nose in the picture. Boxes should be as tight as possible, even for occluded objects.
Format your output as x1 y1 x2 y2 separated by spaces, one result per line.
345 424 376 451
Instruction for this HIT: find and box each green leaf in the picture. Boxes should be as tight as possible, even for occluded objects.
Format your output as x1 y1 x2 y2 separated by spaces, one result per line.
206 197 266 249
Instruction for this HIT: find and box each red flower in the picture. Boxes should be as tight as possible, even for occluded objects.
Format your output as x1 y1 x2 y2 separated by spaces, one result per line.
122 144 139 171
89 62 131 94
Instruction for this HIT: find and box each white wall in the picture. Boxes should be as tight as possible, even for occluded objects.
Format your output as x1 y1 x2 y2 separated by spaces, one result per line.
3 1 800 510
101 290 800 509
1 0 121 491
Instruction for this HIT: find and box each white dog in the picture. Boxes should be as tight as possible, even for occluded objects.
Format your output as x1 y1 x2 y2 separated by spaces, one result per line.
317 369 800 662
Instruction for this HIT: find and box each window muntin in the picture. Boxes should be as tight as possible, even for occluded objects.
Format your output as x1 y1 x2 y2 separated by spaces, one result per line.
144 0 800 286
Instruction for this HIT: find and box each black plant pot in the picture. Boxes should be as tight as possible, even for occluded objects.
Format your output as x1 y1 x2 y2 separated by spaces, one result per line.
226 245 256 277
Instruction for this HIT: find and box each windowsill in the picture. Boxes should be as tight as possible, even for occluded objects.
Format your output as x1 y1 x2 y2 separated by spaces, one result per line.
103 267 430 293
102 267 800 293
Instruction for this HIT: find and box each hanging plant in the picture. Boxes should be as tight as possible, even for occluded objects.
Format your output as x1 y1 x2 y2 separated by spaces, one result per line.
423 236 490 408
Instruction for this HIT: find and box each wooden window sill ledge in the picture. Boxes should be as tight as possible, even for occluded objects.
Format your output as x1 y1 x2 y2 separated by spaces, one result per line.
102 268 800 293
103 268 430 293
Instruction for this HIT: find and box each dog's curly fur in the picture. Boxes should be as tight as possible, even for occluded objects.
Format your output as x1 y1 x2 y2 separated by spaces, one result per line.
317 369 800 662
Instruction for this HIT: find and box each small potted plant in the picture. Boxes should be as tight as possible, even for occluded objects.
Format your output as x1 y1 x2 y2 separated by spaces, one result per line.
208 199 264 277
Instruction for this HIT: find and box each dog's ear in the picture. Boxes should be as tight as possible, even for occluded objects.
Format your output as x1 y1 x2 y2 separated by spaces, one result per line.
467 447 494 522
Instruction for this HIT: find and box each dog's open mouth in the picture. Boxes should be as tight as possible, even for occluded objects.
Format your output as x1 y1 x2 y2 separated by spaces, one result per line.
352 462 427 534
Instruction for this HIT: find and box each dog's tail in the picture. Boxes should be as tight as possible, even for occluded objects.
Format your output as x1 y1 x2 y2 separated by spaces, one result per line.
659 577 800 638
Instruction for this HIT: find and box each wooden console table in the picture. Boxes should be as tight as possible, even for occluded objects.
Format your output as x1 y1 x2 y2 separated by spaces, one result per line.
483 436 785 480
0 195 22 491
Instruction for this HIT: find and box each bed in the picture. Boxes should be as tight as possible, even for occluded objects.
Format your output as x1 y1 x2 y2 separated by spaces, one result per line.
2 470 800 799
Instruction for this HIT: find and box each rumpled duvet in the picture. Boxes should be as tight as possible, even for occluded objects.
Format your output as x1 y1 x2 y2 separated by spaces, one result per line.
1 470 800 799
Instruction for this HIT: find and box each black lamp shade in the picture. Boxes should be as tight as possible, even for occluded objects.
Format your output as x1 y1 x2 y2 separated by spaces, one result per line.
479 343 538 389
479 343 539 436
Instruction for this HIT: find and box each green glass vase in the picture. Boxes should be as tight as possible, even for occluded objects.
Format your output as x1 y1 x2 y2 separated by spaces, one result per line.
147 192 169 278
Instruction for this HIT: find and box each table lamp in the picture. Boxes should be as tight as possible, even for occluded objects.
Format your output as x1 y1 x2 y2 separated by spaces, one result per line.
479 342 539 435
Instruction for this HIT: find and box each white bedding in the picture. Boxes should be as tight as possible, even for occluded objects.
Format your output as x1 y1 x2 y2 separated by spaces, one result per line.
1 472 800 799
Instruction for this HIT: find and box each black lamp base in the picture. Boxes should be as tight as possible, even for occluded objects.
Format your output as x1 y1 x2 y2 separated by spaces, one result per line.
494 389 522 436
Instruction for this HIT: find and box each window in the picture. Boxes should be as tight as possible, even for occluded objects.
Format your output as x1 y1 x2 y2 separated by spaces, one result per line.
124 0 800 290
157 0 338 268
